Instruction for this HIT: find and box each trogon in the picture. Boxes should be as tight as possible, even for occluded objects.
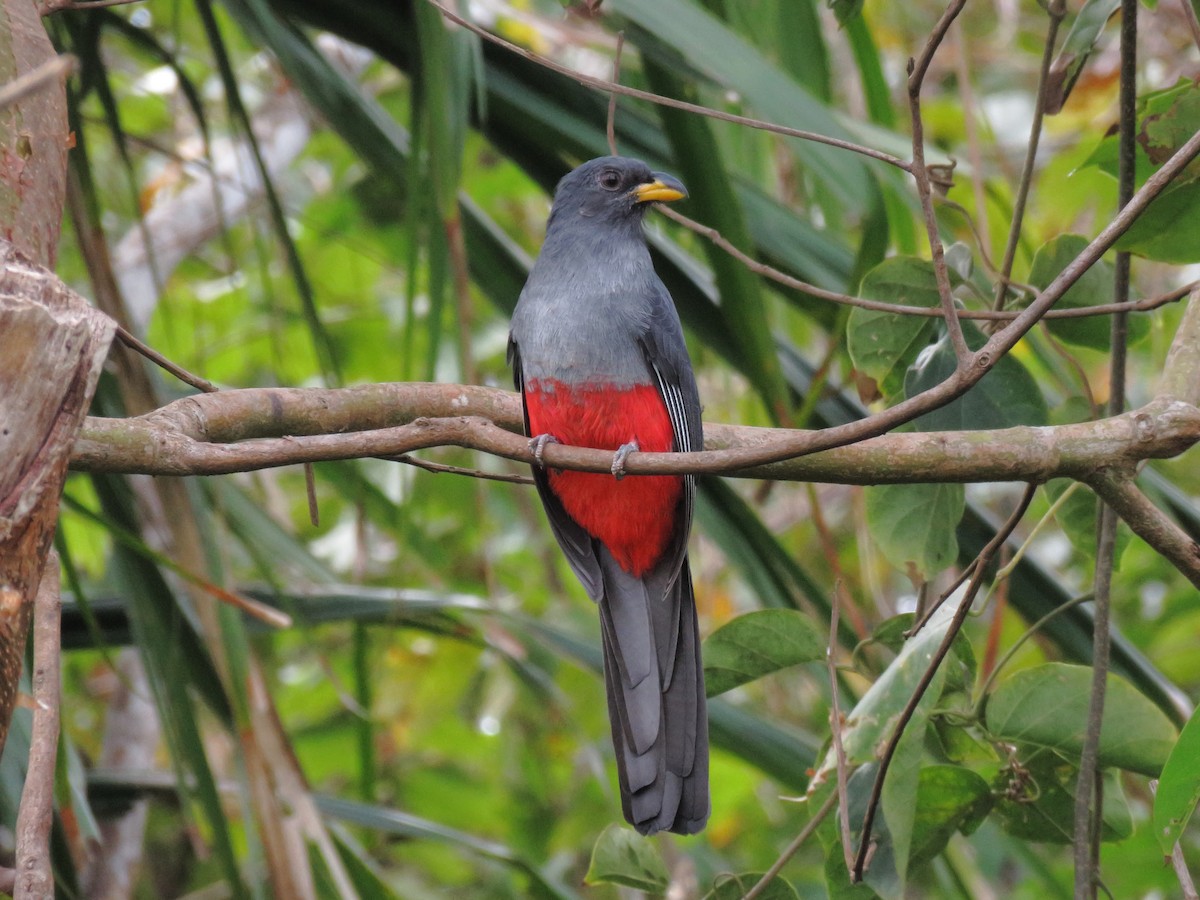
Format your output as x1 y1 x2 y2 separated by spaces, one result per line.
508 156 709 835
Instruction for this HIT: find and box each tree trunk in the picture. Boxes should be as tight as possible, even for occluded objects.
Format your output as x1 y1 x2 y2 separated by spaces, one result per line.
0 0 114 759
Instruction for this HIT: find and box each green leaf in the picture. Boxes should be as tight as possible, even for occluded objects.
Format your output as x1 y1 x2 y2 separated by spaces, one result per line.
585 824 670 892
1028 233 1148 349
909 766 993 868
1044 480 1133 571
846 257 940 397
828 0 865 26
985 663 1177 777
315 794 577 899
1115 179 1200 264
1153 702 1200 854
1138 78 1200 166
865 483 964 584
703 609 825 697
814 601 954 785
706 872 799 899
905 322 1049 431
993 756 1132 843
1046 0 1121 113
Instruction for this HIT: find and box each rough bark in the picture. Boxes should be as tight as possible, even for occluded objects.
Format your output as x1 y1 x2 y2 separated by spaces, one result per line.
0 0 67 267
0 244 114 757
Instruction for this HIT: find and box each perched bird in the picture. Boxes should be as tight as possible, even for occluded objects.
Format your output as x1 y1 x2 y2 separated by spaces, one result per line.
508 156 708 835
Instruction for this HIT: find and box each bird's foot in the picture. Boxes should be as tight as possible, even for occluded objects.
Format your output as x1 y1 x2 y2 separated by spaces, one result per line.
611 440 639 480
528 433 560 467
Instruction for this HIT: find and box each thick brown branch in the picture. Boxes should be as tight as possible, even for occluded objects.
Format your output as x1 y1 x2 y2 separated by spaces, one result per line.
68 384 1200 486
1088 470 1200 590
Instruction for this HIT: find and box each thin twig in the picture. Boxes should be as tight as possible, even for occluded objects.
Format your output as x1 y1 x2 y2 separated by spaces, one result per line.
741 790 838 900
827 580 855 877
304 462 319 527
384 453 534 484
0 53 74 110
61 495 293 628
1073 501 1119 898
42 0 143 10
116 326 219 393
13 556 62 900
666 202 1191 321
1075 4 1138 889
606 31 624 157
906 0 971 364
994 0 1066 311
1172 840 1200 900
852 485 1036 881
1182 0 1200 52
424 0 911 171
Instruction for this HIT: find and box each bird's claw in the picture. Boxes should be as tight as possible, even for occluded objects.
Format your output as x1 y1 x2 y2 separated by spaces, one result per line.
529 433 559 467
611 440 639 480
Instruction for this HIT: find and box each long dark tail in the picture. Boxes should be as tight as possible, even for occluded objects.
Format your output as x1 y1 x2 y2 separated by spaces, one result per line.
598 551 709 835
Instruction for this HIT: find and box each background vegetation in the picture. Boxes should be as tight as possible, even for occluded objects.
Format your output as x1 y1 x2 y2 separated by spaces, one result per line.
2 0 1200 897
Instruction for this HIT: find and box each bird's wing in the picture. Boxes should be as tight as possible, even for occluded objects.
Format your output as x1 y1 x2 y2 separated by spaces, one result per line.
637 280 703 588
509 338 605 601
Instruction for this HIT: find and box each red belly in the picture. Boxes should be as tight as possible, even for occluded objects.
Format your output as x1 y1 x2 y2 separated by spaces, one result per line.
524 380 681 577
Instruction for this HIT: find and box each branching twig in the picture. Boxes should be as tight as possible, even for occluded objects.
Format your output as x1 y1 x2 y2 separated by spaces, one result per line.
1087 471 1200 590
13 556 62 900
851 485 1036 881
385 453 534 485
658 204 1192 320
606 31 624 157
907 0 970 363
424 0 911 171
69 387 1200 485
994 0 1066 311
116 326 219 393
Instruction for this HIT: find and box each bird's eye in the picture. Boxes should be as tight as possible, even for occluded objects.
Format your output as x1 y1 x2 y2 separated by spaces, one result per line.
598 169 623 191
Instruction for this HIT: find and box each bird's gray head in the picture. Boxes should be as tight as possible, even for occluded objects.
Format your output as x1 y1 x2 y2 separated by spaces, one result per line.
547 156 687 233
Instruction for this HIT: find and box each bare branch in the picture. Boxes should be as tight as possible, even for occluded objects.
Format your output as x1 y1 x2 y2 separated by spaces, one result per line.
741 791 838 900
69 385 1200 485
424 0 910 171
1088 470 1200 590
994 0 1067 311
13 556 61 900
657 204 1192 321
906 0 971 362
852 485 1037 882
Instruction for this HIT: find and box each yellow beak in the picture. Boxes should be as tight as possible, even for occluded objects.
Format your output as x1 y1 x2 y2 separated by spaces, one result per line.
634 173 688 204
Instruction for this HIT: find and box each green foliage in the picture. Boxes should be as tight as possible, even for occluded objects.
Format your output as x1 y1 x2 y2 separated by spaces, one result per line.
584 825 669 892
702 609 826 696
22 0 1200 896
984 664 1178 777
1154 703 1200 854
865 482 964 583
846 256 940 398
905 323 1049 432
